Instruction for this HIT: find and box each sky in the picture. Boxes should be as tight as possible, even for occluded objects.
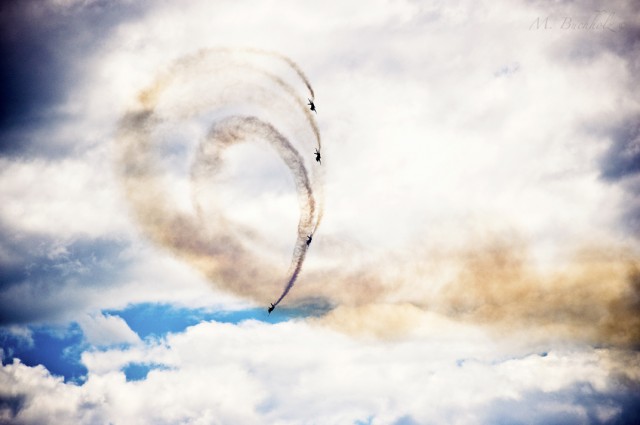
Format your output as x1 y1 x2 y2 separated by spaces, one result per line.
1 0 639 424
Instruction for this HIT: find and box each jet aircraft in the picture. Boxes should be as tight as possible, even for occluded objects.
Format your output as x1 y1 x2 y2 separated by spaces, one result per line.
308 98 317 113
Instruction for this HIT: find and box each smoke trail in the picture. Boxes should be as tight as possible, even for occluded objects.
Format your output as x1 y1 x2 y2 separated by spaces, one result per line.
117 48 322 307
116 48 640 346
273 244 308 307
240 47 316 103
113 47 640 352
193 115 317 308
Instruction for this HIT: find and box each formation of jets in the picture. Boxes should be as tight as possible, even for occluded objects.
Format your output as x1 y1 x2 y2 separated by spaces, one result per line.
268 98 322 315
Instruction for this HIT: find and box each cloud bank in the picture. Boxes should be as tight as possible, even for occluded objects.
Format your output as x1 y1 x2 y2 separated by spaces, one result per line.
2 318 640 424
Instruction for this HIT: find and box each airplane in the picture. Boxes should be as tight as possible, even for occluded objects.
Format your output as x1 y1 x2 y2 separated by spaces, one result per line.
314 149 321 164
308 98 317 114
268 303 275 314
306 235 313 246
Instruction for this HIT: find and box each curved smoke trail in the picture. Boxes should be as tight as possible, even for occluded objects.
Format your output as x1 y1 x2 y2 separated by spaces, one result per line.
241 47 315 102
117 48 323 308
115 49 640 347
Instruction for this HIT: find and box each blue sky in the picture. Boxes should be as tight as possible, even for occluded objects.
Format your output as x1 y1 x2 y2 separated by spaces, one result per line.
1 0 640 423
1 323 87 383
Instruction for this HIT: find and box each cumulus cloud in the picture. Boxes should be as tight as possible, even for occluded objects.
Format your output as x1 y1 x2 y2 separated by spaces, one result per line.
2 319 639 424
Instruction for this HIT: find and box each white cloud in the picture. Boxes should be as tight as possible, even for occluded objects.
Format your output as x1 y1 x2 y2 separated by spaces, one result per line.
0 152 131 240
77 312 141 346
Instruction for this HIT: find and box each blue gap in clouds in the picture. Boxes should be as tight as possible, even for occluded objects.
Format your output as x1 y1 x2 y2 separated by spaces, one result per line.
0 323 87 384
122 362 170 382
104 302 325 340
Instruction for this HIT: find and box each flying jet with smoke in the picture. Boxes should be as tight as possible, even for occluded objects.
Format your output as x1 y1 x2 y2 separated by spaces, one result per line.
314 149 321 164
120 48 324 312
306 235 313 246
308 98 317 113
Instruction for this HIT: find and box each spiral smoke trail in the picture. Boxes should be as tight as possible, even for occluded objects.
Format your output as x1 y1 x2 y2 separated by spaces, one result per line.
117 48 323 308
115 49 640 347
